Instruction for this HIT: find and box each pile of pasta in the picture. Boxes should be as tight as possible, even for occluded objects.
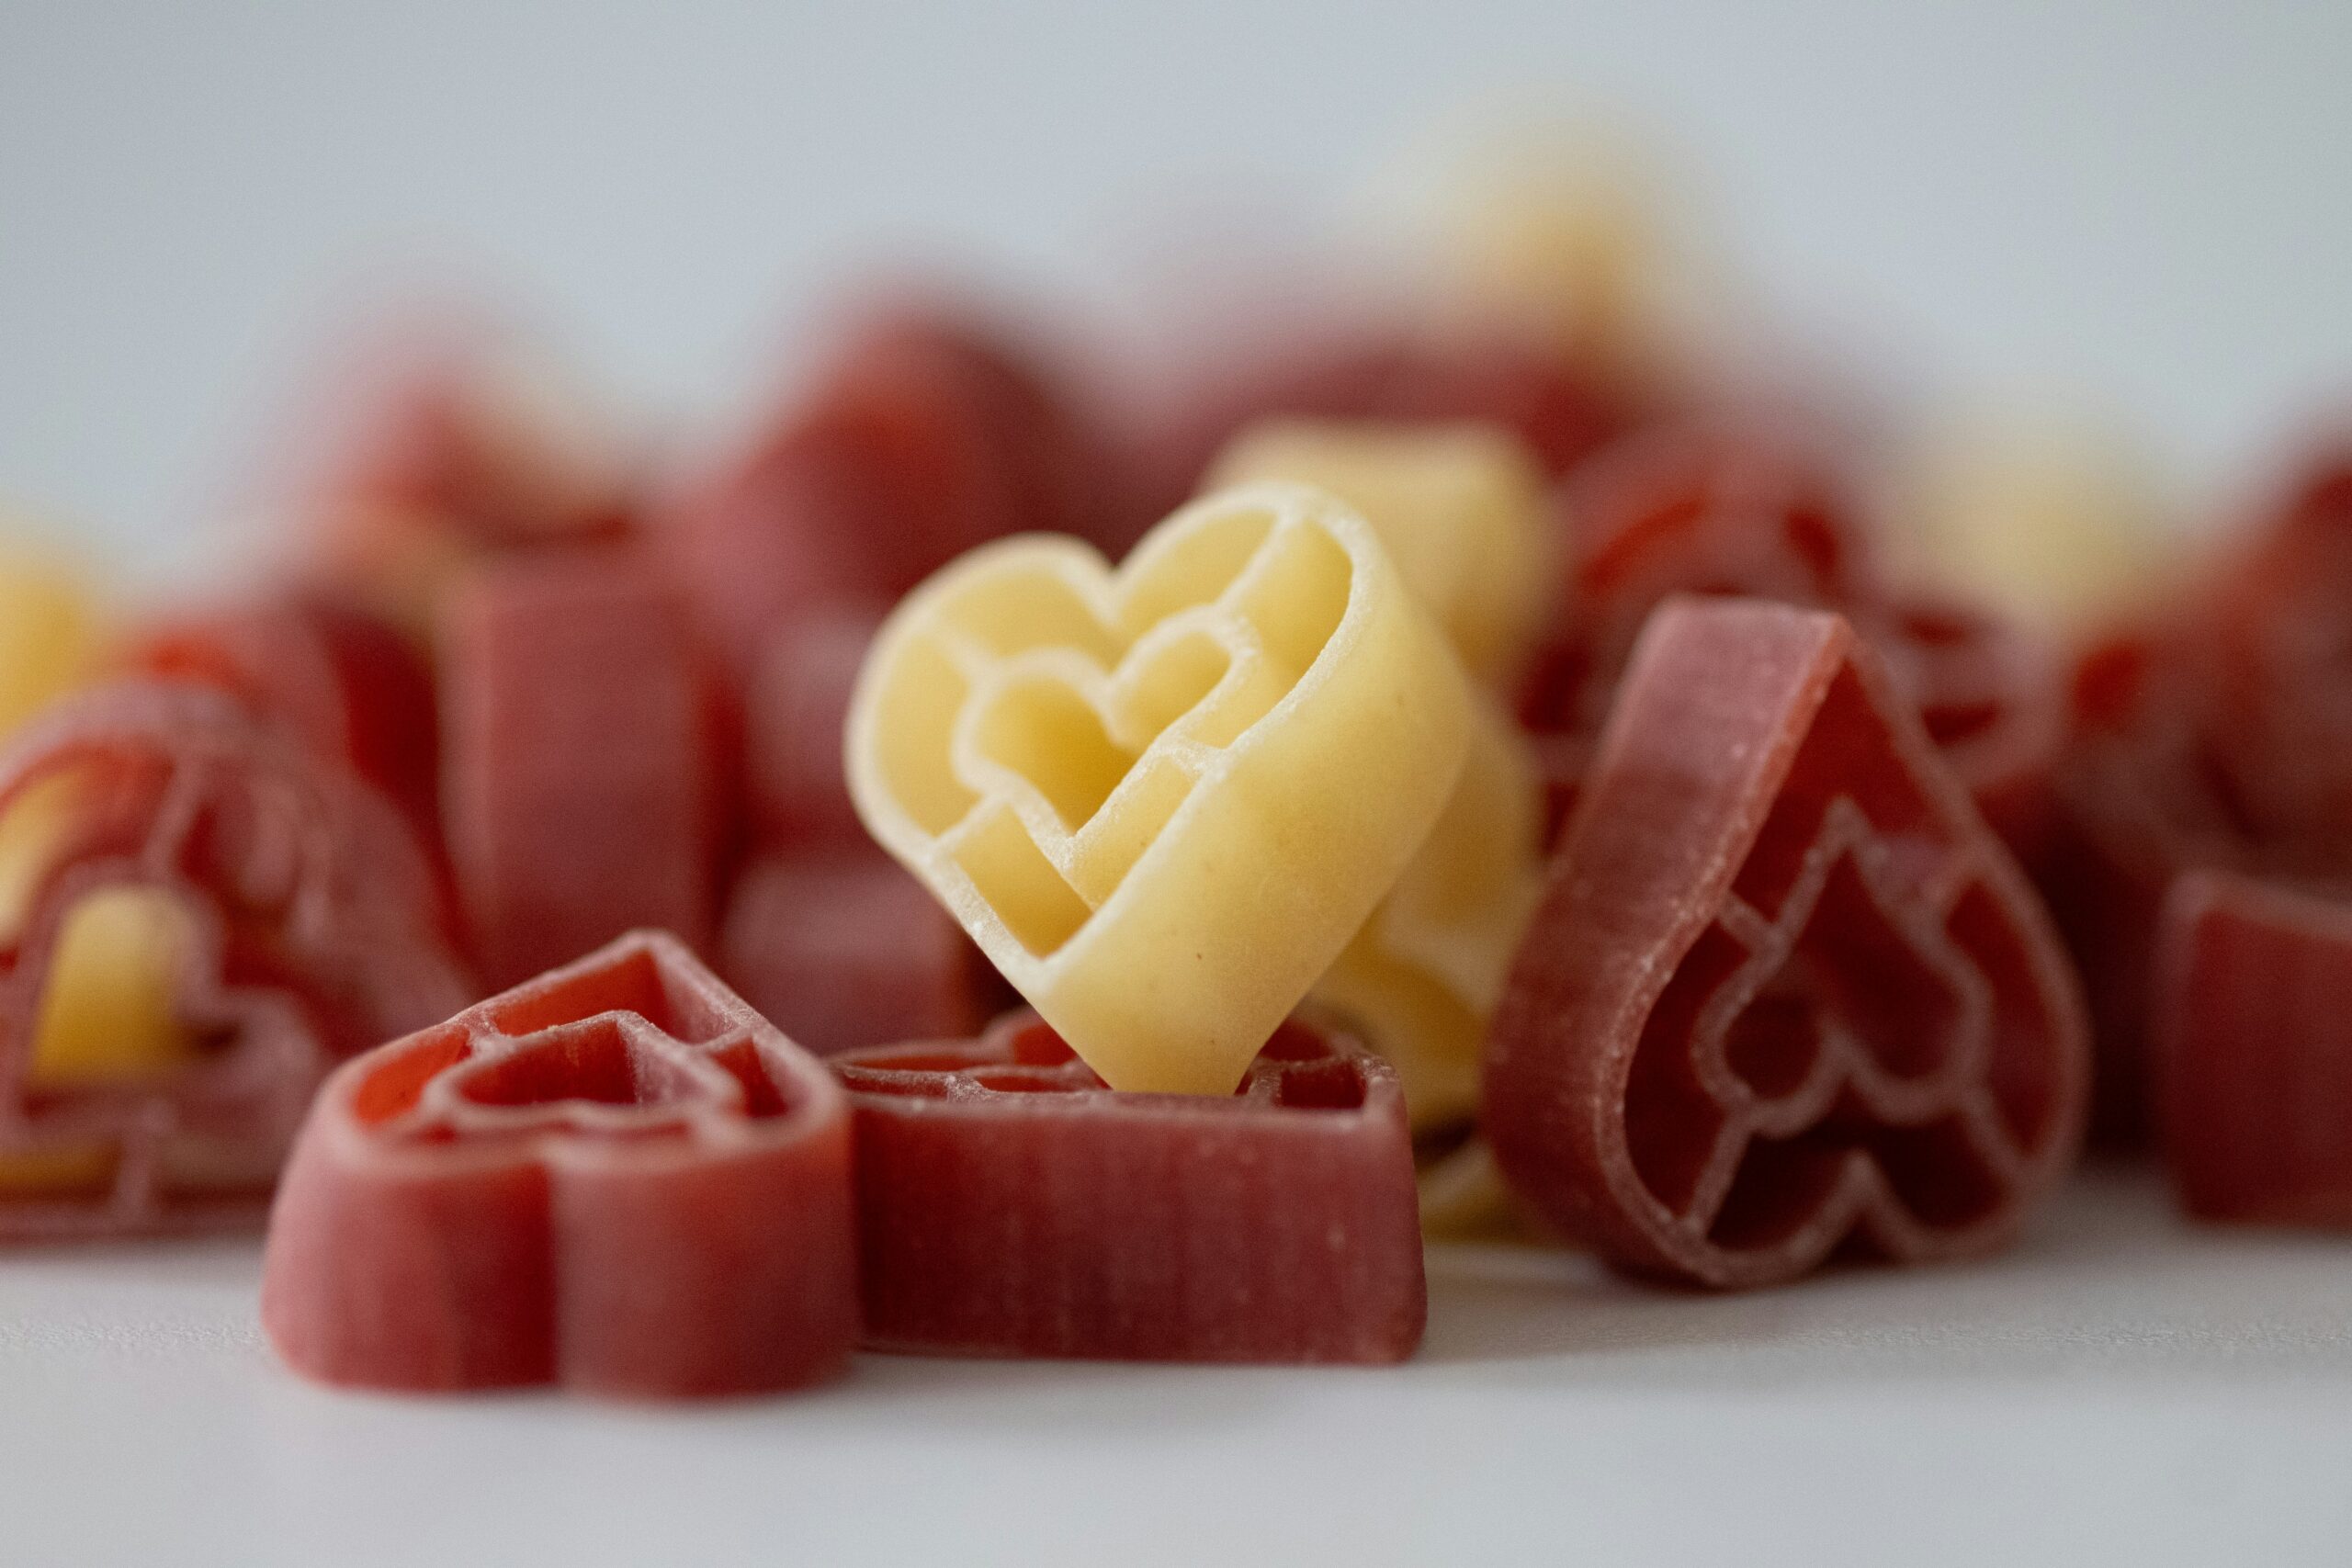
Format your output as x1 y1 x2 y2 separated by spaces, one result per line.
1 149 2341 1398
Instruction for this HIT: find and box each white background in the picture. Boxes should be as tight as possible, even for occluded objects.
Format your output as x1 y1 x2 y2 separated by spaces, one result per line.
4 5 2352 1564
4 2 2350 572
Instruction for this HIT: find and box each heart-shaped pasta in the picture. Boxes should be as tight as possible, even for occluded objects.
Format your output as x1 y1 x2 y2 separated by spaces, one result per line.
1487 598 2090 1287
1205 419 1554 686
1312 694 1545 1129
262 931 854 1397
846 484 1473 1093
0 683 469 1238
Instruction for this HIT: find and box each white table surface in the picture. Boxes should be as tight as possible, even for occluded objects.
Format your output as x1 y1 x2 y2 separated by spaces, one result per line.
5 1167 2348 1568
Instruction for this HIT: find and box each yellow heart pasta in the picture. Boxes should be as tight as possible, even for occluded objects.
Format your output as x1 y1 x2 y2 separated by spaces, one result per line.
846 482 1473 1095
0 535 96 735
1205 419 1553 686
1200 429 1550 1126
1310 694 1544 1128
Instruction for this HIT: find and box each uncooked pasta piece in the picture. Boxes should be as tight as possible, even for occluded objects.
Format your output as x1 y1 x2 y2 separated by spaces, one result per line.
2152 869 2352 1227
1487 598 2089 1288
441 547 725 986
834 1010 1422 1363
847 483 1471 1094
1205 418 1553 685
0 683 468 1236
261 931 854 1397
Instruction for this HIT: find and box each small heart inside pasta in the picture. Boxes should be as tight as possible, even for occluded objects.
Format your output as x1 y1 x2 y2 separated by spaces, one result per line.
28 886 201 1087
1487 597 2089 1288
262 931 855 1397
971 678 1137 829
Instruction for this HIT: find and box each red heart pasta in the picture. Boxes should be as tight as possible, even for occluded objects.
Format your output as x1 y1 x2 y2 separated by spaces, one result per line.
741 606 877 857
0 682 469 1240
1486 597 2089 1288
1560 421 1871 679
832 1010 1424 1362
278 318 639 638
720 604 998 1052
718 853 994 1055
261 930 855 1397
667 303 1110 673
1378 331 1630 479
122 594 445 861
441 547 727 987
1871 597 2067 862
2184 448 2352 842
1522 422 2064 857
2039 446 2352 1141
2153 868 2352 1226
